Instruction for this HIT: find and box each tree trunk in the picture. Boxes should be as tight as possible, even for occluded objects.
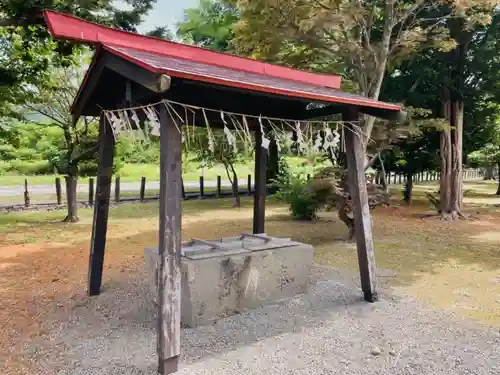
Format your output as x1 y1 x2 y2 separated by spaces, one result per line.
63 175 79 222
484 167 494 180
496 163 500 195
337 172 354 240
226 162 240 208
404 172 414 205
266 138 279 194
440 127 452 218
449 101 464 217
232 172 241 207
378 154 388 193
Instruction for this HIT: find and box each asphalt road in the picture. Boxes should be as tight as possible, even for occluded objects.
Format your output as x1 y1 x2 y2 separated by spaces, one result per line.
0 179 251 197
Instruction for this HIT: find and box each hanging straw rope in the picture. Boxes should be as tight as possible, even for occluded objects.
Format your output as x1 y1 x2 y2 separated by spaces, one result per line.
101 98 371 162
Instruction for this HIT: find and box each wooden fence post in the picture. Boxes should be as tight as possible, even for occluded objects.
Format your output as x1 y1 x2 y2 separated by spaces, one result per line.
247 174 252 195
24 179 30 207
199 176 204 199
89 178 95 205
55 177 62 205
216 175 222 197
140 177 146 202
115 176 121 203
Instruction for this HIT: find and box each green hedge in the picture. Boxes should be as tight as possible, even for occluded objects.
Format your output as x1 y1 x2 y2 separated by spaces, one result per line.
0 160 54 175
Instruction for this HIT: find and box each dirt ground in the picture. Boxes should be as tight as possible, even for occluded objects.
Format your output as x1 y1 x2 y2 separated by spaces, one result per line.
1 181 499 373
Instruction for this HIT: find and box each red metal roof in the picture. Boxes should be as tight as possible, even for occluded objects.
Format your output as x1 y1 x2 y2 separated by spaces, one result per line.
105 45 402 111
43 10 341 90
43 10 403 113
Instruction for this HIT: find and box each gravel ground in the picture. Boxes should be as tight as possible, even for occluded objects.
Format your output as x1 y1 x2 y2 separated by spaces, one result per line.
25 265 500 375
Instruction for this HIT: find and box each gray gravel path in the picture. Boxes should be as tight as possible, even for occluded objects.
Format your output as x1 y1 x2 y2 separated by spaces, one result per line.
27 266 500 375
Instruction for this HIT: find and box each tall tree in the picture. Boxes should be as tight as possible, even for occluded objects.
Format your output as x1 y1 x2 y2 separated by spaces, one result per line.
379 7 499 218
438 6 498 219
177 0 238 52
229 0 467 142
2 53 114 222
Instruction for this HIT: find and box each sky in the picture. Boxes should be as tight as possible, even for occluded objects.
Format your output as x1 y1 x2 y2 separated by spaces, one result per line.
137 0 201 34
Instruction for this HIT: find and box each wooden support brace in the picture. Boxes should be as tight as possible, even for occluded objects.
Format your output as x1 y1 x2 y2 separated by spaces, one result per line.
88 115 115 296
157 104 182 374
253 129 267 234
343 108 378 303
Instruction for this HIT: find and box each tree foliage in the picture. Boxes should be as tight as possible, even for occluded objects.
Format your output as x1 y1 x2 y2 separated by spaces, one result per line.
177 0 238 52
0 0 158 89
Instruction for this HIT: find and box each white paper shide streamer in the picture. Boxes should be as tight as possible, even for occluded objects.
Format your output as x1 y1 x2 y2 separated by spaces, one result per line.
101 99 363 159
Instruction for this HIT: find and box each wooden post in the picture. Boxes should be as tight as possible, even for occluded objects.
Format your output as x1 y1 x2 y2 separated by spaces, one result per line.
398 174 402 184
199 176 204 199
247 174 252 195
253 129 267 234
55 177 62 205
216 175 222 197
88 115 115 296
24 179 30 207
343 108 377 303
157 104 181 374
114 177 121 203
89 178 95 205
140 177 146 201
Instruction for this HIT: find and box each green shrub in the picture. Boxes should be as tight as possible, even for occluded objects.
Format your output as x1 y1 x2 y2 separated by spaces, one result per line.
0 160 10 175
272 173 331 220
8 160 54 175
78 161 99 177
0 144 18 160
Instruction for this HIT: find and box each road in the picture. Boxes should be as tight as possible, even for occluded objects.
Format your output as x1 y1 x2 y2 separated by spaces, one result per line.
0 179 252 197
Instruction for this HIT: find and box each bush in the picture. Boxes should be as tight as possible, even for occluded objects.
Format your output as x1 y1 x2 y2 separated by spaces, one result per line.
8 160 54 175
272 173 333 220
0 160 10 175
78 160 99 177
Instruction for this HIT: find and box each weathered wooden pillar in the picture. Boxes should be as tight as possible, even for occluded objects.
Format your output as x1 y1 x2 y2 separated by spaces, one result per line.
88 115 115 296
266 137 279 194
157 104 182 375
343 108 378 303
253 129 267 234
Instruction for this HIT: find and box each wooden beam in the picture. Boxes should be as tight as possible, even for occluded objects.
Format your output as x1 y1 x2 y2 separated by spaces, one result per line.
87 115 115 296
253 129 267 234
73 50 171 117
157 104 182 374
343 108 378 303
103 52 171 94
301 104 406 122
73 52 107 119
